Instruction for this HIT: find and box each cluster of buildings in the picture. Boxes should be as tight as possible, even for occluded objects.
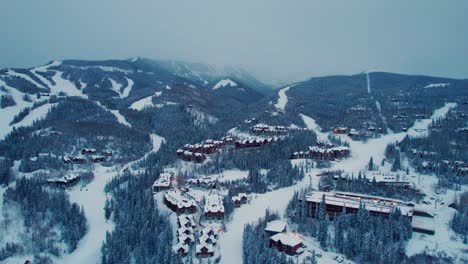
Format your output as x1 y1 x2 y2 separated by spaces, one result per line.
163 189 197 214
365 171 412 188
63 148 112 164
231 193 248 207
187 176 217 189
250 124 288 135
234 137 277 149
291 145 350 160
46 173 80 187
264 220 305 256
172 215 220 258
204 194 225 220
176 137 234 163
173 214 197 256
196 227 218 257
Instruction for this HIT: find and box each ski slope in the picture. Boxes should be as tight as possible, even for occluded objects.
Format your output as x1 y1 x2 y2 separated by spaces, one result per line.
59 166 116 264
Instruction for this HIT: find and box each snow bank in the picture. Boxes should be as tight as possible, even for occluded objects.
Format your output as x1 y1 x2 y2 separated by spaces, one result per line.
213 79 237 90
130 95 154 111
424 83 450 89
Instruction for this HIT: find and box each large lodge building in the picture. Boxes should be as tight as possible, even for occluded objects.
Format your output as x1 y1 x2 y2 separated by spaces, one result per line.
303 191 414 220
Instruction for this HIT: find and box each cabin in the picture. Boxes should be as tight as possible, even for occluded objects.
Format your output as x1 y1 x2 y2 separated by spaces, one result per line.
177 233 195 245
90 155 105 163
269 233 304 256
222 136 235 144
264 220 287 236
333 127 350 134
231 196 241 207
153 172 172 192
196 243 214 258
63 156 71 163
303 191 414 220
164 189 197 214
70 156 86 164
81 148 97 155
251 124 288 135
172 242 189 256
204 194 225 220
238 193 248 203
103 150 113 156
47 173 80 187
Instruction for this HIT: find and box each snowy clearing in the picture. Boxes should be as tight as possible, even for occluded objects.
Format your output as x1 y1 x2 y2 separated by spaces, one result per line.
300 114 329 142
213 79 237 90
209 170 249 183
121 77 134 98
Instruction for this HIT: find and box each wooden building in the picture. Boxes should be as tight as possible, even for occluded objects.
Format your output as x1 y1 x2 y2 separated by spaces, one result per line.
269 233 304 256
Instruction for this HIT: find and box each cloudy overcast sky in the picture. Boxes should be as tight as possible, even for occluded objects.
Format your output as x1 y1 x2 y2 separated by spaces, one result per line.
1 0 467 83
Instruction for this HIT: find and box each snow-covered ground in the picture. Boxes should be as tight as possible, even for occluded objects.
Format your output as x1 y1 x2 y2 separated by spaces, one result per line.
407 206 467 263
58 165 116 264
209 170 249 183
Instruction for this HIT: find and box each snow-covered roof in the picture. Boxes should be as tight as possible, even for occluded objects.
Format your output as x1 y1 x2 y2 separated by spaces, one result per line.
164 189 196 209
265 220 287 233
153 173 172 188
172 242 189 253
196 242 214 253
204 194 225 213
47 173 80 184
269 233 302 247
306 191 414 217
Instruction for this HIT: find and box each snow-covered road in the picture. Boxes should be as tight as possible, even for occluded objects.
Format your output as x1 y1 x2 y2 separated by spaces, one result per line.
218 102 457 264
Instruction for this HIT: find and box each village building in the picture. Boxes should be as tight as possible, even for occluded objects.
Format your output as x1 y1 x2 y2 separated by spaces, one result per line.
196 243 214 258
164 189 197 214
152 172 172 192
81 148 97 155
251 124 288 135
90 155 105 163
187 176 216 189
177 233 195 245
47 173 80 187
264 220 287 236
177 214 196 228
172 242 189 256
304 191 414 220
231 196 241 207
333 127 350 134
204 194 225 220
102 150 113 156
269 233 304 256
291 145 350 160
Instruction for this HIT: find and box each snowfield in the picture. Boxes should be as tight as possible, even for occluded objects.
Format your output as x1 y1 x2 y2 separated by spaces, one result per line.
274 85 291 112
213 79 237 90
